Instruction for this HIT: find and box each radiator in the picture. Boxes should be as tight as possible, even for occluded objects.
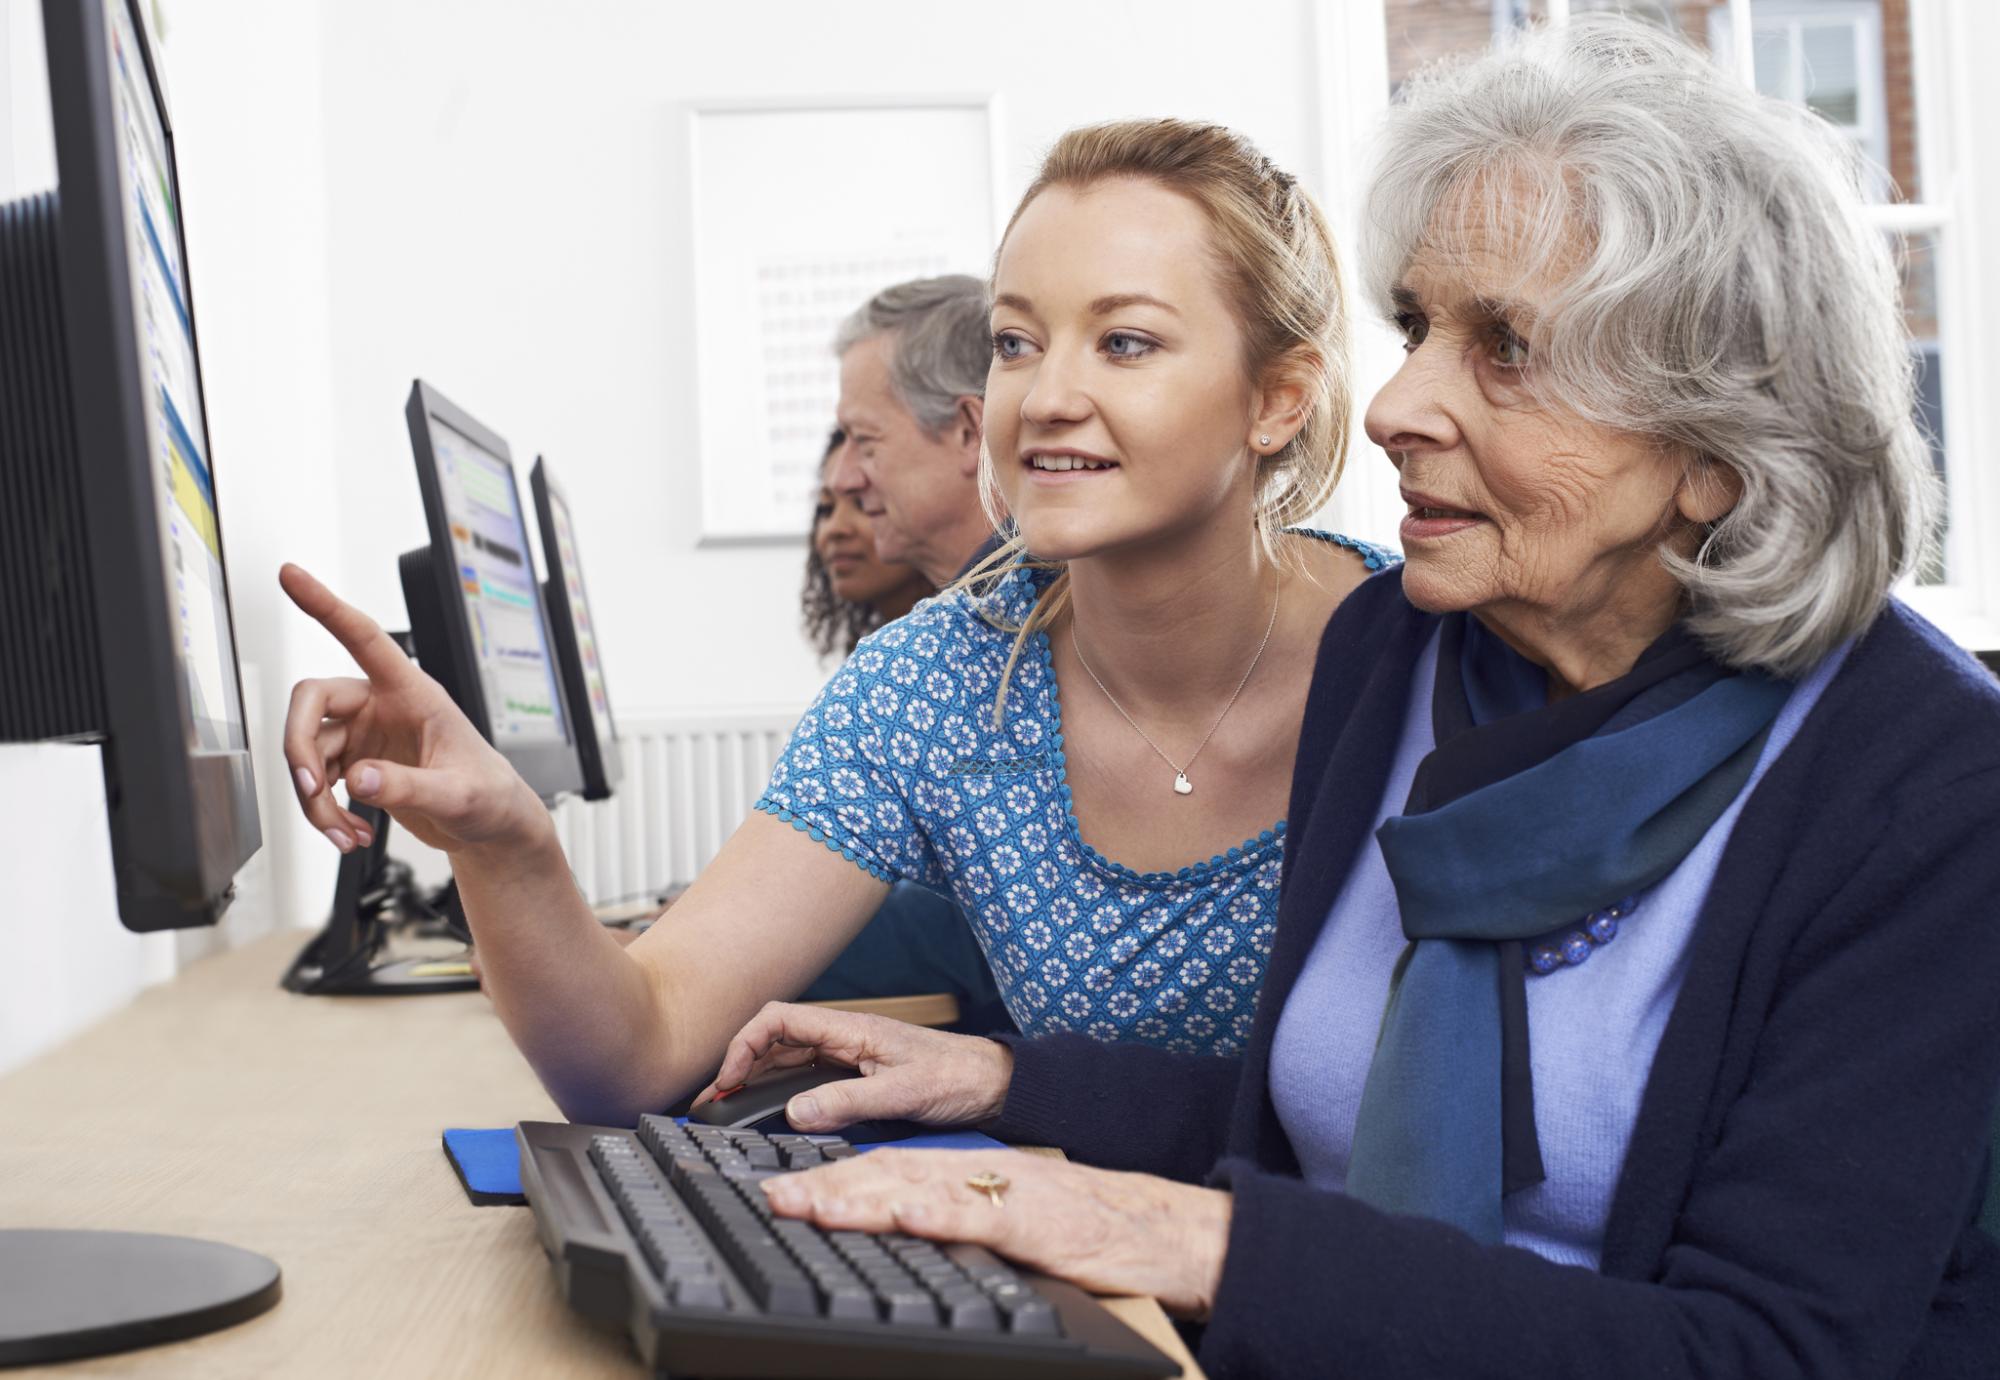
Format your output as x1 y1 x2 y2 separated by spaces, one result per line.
550 707 800 904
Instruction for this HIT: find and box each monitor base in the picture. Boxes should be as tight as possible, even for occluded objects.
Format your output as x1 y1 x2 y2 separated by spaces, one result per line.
0 1229 280 1366
281 805 478 996
282 941 480 996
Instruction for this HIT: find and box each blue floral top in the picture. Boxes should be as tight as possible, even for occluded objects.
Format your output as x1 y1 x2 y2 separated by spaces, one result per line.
755 532 1397 1055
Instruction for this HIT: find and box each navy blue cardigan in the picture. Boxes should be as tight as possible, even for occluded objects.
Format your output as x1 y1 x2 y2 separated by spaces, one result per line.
993 570 2000 1379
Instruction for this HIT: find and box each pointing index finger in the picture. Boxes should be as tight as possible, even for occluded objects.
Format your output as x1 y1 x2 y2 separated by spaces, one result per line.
279 563 413 686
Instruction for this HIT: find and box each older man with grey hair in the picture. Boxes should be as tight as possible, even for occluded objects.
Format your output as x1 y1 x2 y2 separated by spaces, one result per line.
827 274 997 587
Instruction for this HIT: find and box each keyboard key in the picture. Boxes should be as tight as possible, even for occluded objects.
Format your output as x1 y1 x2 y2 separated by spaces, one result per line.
1006 1298 1061 1337
945 1295 1002 1331
951 1245 1020 1286
760 1273 820 1317
988 1281 1037 1309
662 1252 713 1281
670 1275 728 1310
881 1289 939 1327
825 1285 879 1321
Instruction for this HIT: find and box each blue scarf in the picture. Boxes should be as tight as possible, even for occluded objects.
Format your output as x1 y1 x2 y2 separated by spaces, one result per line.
1343 614 1791 1243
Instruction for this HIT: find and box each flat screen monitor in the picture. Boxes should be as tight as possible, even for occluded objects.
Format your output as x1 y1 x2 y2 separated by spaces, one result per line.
0 1 280 1364
0 0 259 931
403 380 582 802
529 457 621 801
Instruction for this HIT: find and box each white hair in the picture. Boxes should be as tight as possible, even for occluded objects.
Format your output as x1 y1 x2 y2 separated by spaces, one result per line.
833 274 990 435
1361 15 1939 676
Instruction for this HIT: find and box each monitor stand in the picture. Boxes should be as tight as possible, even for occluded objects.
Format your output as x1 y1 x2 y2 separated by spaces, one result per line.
280 803 478 995
0 1229 280 1365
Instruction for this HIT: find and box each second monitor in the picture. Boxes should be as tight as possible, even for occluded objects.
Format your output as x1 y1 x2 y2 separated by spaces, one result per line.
531 456 622 801
403 379 583 802
281 382 586 994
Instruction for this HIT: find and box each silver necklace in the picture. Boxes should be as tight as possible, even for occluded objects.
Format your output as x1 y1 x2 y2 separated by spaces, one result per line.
1070 575 1281 797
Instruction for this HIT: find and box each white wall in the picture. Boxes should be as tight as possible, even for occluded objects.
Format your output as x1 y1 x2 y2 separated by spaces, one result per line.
158 0 352 956
0 0 1334 1071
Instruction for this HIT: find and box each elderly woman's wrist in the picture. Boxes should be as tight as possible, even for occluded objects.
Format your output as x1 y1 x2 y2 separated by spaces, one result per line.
971 1037 1014 1123
1178 1184 1233 1320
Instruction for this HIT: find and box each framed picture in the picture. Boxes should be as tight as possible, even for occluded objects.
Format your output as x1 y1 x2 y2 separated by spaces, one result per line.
686 95 1003 543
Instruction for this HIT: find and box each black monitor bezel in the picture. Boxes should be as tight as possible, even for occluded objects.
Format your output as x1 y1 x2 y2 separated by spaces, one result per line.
529 456 622 801
42 0 259 930
403 380 583 802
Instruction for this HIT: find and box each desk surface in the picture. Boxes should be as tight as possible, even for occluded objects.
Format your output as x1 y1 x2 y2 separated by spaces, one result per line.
0 931 1203 1379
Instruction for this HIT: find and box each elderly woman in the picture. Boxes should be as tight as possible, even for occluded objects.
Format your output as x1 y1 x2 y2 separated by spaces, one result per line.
704 19 2000 1377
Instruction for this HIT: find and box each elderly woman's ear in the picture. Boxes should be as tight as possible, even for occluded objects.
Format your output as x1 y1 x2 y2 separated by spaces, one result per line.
1675 455 1742 526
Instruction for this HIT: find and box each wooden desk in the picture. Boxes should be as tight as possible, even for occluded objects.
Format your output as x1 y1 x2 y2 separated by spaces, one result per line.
0 932 1203 1378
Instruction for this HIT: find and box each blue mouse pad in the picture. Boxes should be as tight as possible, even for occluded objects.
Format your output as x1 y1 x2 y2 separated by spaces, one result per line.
443 1122 1011 1206
443 1127 529 1205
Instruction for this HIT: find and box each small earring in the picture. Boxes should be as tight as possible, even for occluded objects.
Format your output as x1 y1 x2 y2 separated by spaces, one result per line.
1258 434 1272 447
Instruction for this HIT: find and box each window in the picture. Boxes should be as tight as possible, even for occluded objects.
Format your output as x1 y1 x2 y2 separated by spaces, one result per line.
1716 2 1890 194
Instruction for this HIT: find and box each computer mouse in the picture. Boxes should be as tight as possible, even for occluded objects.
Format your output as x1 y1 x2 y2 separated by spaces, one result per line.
688 1062 927 1143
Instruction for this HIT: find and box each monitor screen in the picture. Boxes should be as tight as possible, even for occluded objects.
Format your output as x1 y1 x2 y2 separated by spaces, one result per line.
545 485 615 740
426 417 567 746
103 0 243 754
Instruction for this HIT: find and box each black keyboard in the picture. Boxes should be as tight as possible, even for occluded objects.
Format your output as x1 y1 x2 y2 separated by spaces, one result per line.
517 1117 1182 1379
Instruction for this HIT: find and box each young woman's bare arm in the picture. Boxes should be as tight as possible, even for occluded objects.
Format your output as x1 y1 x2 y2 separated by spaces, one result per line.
280 564 888 1126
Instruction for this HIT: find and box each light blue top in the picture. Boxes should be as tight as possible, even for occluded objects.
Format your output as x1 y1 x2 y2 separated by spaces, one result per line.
756 534 1396 1055
1267 628 1852 1267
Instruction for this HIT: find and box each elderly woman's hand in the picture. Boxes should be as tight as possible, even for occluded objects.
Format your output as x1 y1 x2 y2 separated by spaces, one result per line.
760 1148 1232 1319
690 1002 1014 1132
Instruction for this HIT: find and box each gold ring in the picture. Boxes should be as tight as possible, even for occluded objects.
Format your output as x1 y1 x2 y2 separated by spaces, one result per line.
965 1171 1009 1208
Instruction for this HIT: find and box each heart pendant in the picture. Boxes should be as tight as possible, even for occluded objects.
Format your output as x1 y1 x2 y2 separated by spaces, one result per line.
1173 773 1193 796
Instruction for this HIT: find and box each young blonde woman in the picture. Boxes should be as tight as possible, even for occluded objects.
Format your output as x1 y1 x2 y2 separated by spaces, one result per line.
279 119 1392 1127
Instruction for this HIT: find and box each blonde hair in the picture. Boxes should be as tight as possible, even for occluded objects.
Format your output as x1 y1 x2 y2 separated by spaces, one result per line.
966 118 1352 725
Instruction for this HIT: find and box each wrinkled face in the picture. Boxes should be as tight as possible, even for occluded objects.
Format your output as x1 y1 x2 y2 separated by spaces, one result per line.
985 179 1265 561
1363 214 1705 633
829 334 976 573
812 480 918 606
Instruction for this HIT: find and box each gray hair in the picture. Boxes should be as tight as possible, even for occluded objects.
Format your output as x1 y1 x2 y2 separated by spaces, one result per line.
834 274 991 436
1361 16 1939 676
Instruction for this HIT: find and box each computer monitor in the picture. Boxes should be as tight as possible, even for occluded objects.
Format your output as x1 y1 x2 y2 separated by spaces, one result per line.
0 0 258 929
281 384 584 998
403 381 583 802
0 0 279 1362
530 457 622 801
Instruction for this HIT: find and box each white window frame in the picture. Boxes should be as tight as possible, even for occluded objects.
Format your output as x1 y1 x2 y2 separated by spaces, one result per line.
1315 0 1999 653
1713 1 1889 190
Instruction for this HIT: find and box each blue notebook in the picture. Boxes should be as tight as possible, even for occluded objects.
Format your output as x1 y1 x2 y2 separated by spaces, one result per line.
443 1123 1011 1206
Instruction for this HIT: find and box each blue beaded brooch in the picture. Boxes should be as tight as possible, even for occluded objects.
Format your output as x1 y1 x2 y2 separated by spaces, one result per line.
1525 896 1638 976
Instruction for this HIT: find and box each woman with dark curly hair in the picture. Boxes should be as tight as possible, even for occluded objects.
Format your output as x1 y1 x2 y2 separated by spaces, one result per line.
801 429 932 660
